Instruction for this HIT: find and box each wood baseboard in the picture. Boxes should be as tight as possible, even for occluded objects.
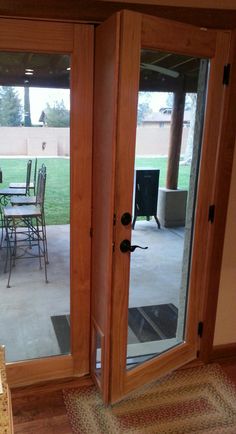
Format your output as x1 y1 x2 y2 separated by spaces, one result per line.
11 374 93 397
211 343 236 362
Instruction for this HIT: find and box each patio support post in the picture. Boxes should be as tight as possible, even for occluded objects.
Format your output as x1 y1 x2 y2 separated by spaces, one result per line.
166 89 185 189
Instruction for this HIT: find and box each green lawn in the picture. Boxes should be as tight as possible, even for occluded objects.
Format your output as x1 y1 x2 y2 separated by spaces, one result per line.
0 158 70 225
135 157 191 190
0 157 190 225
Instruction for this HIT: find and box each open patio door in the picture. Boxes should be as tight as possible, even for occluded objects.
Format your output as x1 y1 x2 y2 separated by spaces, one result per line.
92 10 231 403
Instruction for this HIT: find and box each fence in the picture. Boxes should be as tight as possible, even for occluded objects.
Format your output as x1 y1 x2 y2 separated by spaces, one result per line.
0 125 189 157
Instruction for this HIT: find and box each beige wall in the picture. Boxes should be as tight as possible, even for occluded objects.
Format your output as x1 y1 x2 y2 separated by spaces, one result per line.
0 127 69 156
214 145 236 345
136 125 189 155
0 125 189 157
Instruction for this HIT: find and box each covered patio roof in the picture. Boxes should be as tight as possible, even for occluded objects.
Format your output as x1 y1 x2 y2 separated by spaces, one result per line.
0 49 200 93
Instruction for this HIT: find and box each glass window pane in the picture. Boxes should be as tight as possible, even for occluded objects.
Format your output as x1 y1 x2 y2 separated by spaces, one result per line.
0 51 71 362
127 49 209 369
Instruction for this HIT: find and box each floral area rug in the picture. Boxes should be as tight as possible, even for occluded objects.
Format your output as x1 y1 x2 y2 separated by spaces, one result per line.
63 364 236 433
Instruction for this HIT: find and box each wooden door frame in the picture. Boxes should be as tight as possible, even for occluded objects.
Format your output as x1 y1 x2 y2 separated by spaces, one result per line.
91 12 121 403
101 11 234 403
199 29 236 363
0 18 94 387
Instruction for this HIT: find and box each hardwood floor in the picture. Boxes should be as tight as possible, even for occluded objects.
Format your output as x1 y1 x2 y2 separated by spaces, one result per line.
12 389 72 434
11 377 92 434
11 361 236 434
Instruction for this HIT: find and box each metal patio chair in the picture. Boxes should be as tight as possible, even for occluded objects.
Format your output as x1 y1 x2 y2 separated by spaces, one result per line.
3 168 48 288
9 158 37 195
10 164 46 207
0 159 32 246
0 159 32 205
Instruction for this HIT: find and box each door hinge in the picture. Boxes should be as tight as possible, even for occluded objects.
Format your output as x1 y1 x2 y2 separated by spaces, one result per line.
198 321 203 338
223 64 231 85
113 213 116 225
208 204 215 223
90 227 93 237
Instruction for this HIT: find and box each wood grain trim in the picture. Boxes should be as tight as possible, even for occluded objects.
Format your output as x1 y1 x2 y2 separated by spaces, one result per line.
211 343 236 361
1 21 93 388
10 375 93 397
70 24 94 374
180 41 229 357
6 356 74 388
90 320 105 393
102 0 236 9
110 10 142 403
184 32 231 364
91 12 121 404
110 16 232 403
141 13 216 57
110 9 217 404
0 17 74 52
199 30 236 362
124 343 196 397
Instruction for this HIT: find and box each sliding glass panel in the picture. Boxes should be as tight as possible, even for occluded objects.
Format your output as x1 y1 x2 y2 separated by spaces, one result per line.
127 49 209 368
0 51 71 361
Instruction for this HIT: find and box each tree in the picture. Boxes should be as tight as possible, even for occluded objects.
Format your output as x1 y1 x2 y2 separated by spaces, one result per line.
137 92 152 124
44 100 70 127
165 92 173 109
24 86 32 126
165 92 192 111
0 86 23 126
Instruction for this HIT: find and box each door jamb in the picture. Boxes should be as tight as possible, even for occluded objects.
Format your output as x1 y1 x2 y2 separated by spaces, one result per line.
199 30 236 363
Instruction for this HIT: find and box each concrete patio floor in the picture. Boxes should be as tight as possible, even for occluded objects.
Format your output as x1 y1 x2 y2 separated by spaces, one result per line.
0 221 185 363
0 224 70 362
129 220 184 308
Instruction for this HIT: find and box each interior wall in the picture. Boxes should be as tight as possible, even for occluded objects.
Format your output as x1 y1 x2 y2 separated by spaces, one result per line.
214 141 236 345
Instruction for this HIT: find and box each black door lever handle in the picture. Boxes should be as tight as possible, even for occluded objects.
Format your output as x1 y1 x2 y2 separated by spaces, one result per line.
120 239 148 253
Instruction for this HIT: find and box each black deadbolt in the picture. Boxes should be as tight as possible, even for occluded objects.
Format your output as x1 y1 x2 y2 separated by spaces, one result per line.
121 212 132 226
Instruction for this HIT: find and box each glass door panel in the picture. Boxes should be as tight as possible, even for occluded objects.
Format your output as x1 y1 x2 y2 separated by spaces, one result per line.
93 10 229 404
0 51 71 362
126 49 209 368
